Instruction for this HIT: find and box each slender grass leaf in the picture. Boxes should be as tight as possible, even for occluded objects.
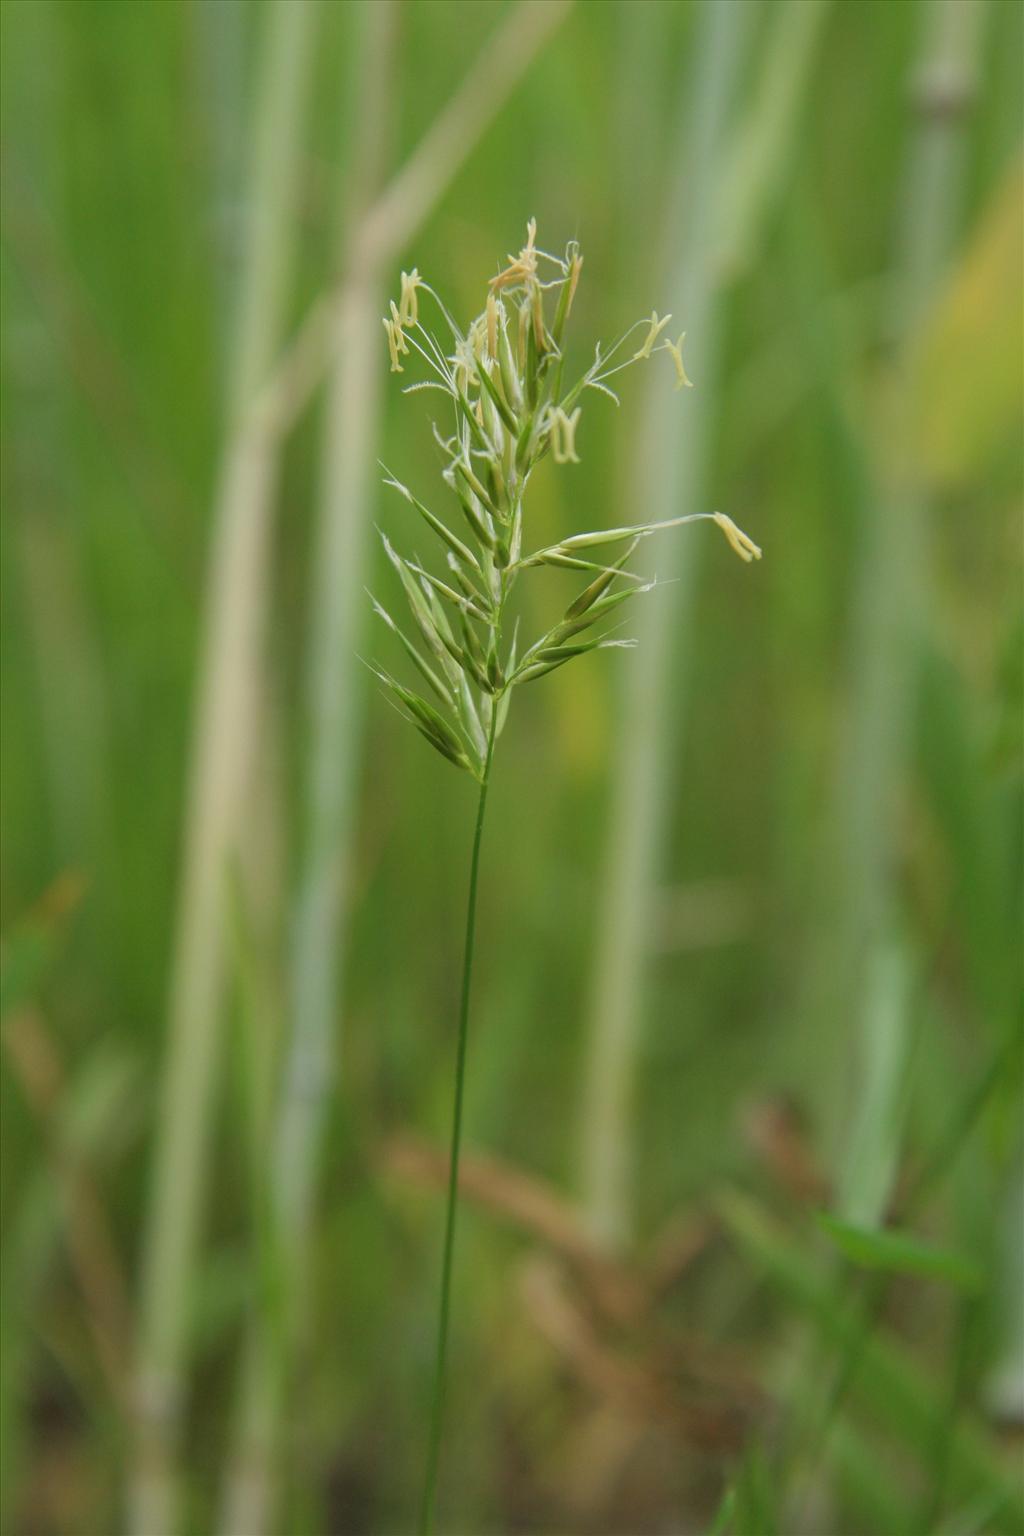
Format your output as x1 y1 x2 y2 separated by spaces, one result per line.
706 1486 736 1536
736 1453 778 1536
817 1214 984 1293
717 1191 1022 1523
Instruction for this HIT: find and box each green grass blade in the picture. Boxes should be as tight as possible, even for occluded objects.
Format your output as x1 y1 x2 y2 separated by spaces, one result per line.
817 1214 984 1293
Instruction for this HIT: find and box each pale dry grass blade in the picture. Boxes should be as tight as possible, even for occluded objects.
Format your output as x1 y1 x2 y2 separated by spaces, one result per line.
219 11 397 1532
769 4 991 1522
130 6 319 1532
251 0 574 445
578 0 752 1250
578 0 828 1250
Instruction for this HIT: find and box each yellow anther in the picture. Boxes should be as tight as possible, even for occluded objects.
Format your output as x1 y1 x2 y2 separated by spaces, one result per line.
383 317 404 374
388 301 410 354
665 330 692 389
490 217 540 292
550 405 582 464
467 314 489 366
452 336 477 394
399 268 422 326
713 512 761 562
633 310 672 360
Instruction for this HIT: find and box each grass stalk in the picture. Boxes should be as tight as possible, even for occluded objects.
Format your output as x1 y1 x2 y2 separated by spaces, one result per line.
220 9 573 1531
129 6 318 1532
420 708 498 1536
373 216 759 1533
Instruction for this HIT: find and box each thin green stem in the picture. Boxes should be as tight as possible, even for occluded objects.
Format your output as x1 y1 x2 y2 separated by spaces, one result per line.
419 703 499 1536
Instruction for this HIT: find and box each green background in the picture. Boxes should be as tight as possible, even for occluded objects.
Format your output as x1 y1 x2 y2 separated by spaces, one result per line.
2 2 1021 1532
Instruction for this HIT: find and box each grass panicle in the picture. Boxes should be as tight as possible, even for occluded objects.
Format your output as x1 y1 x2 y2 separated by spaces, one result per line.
375 221 760 785
374 222 761 1535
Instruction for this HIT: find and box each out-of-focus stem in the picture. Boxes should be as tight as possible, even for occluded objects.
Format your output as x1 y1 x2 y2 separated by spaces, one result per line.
785 0 989 1515
579 0 828 1249
129 6 318 1533
579 0 751 1249
249 0 573 445
219 13 396 1532
836 0 987 996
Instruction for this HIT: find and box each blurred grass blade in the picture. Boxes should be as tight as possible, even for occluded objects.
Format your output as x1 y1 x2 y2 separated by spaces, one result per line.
836 936 915 1227
733 1448 779 1536
830 1419 916 1535
578 0 825 1247
706 1485 736 1536
911 159 1024 491
817 1214 984 1293
718 1190 1024 1525
778 9 994 1508
713 0 831 276
578 0 752 1247
130 6 319 1533
830 0 989 1097
219 7 398 1532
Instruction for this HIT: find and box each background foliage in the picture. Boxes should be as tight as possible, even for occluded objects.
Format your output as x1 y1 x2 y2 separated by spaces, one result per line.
1 2 1021 1533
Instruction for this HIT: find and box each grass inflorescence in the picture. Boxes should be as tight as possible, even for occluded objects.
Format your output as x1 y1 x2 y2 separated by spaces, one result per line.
374 220 761 1535
372 220 760 785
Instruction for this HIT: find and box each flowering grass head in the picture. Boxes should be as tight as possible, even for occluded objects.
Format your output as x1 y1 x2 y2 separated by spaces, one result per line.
372 220 761 778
